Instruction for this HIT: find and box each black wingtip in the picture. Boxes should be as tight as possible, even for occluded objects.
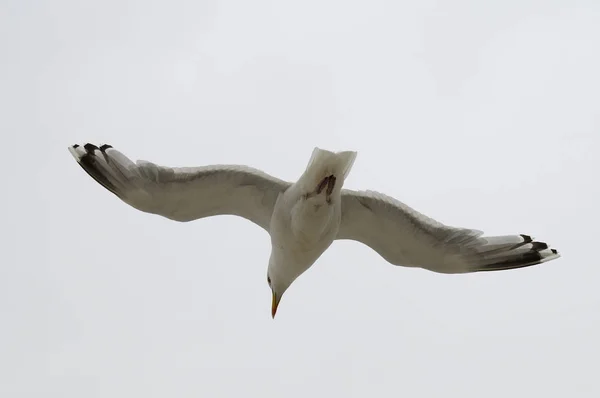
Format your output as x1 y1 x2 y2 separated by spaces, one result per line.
520 234 533 243
76 151 122 199
84 143 99 152
475 251 545 272
99 144 113 152
531 241 549 251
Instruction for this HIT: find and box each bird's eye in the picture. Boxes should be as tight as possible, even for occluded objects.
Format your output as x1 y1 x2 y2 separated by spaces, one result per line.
267 276 271 285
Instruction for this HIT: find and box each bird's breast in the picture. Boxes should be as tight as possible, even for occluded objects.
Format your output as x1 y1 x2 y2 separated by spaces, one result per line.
270 193 340 256
290 196 341 247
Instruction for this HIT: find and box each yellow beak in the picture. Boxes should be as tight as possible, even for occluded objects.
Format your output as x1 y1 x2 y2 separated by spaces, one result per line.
271 291 280 318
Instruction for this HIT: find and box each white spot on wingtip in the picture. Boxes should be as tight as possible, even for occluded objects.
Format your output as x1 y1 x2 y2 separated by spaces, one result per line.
68 146 82 162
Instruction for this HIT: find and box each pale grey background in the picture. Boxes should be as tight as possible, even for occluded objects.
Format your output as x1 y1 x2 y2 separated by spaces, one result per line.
2 0 599 397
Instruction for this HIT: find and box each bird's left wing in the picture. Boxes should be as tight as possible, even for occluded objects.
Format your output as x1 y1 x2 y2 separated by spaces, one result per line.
68 143 291 231
336 189 560 273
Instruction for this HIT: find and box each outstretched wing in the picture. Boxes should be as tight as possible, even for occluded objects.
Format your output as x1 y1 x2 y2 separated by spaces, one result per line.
337 189 560 274
68 143 291 231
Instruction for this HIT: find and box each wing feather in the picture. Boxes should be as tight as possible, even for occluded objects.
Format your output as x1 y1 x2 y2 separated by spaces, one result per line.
337 189 560 273
68 143 291 231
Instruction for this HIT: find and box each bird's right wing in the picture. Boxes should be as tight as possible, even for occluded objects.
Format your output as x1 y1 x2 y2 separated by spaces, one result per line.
337 189 560 274
68 143 292 231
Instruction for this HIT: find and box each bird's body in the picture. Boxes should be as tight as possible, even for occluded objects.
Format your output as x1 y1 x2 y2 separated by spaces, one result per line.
267 149 355 307
68 143 560 317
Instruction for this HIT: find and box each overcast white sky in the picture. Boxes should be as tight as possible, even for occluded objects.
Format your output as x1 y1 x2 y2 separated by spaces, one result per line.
2 0 600 396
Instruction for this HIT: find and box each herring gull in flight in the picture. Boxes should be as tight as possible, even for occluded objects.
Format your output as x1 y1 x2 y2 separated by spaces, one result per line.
68 144 560 317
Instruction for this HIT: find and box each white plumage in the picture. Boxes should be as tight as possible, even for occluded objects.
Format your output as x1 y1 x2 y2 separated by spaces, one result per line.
68 143 560 317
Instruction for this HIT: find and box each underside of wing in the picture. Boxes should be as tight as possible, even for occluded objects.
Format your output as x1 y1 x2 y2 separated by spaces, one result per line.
337 189 560 274
68 143 291 231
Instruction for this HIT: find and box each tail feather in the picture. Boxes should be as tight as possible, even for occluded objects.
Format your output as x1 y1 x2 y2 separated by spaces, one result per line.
469 234 560 272
301 147 357 191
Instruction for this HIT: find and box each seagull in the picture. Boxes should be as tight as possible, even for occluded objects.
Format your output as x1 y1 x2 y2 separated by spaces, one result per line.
68 143 560 317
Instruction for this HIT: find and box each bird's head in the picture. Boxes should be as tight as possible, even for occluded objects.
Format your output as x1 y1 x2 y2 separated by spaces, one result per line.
267 271 291 319
267 252 311 318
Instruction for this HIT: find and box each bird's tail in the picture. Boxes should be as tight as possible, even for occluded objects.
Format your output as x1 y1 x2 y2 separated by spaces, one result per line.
468 234 560 272
303 147 357 183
